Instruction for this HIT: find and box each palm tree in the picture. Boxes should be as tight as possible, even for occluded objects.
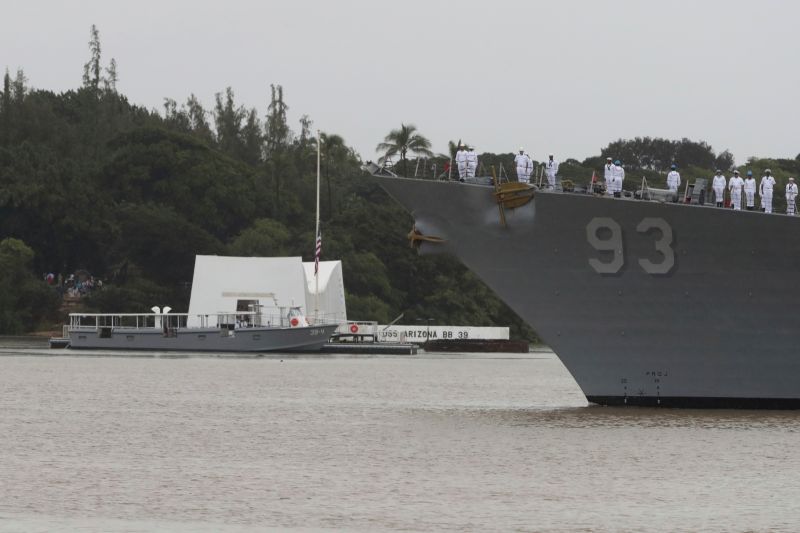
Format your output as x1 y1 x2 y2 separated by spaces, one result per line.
320 132 351 218
376 123 433 176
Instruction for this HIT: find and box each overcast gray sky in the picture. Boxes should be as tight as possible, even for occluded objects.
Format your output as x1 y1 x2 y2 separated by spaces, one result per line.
3 0 799 164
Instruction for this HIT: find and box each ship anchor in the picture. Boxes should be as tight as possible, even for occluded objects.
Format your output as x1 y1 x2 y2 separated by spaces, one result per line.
492 166 535 227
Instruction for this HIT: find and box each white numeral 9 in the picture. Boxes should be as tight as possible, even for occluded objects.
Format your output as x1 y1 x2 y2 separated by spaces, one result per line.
586 217 624 274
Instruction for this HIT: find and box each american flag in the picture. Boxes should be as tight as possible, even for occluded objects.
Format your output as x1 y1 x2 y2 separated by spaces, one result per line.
314 231 322 275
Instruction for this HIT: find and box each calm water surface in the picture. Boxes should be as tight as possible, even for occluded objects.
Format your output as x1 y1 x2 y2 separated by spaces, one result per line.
1 339 799 532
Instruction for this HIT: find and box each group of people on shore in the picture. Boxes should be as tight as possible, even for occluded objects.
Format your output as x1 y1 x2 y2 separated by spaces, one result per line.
663 166 797 214
44 272 103 298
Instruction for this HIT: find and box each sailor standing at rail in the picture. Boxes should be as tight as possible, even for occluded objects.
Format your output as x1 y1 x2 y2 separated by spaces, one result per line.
603 157 614 192
666 164 681 192
728 170 744 211
712 169 727 207
466 146 478 178
611 160 625 196
514 148 533 184
455 144 467 181
744 170 757 210
545 154 559 189
786 177 798 215
760 169 776 213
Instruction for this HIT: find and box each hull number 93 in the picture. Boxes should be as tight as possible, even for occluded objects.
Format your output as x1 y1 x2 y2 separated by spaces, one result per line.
586 217 675 275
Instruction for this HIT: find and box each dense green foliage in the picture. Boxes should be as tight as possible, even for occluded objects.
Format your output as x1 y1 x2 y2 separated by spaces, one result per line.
2 28 798 337
0 238 59 333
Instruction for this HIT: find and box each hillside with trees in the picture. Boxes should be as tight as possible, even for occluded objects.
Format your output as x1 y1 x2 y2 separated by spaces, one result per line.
2 27 798 338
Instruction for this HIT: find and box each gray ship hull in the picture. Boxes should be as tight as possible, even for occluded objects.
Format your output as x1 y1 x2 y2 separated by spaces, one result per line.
68 324 338 353
376 176 800 408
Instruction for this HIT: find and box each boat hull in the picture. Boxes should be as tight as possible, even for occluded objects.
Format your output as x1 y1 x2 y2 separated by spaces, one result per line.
67 324 338 352
375 176 800 408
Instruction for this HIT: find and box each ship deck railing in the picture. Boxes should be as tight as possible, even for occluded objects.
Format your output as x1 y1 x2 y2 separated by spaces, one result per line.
68 311 342 331
367 164 780 212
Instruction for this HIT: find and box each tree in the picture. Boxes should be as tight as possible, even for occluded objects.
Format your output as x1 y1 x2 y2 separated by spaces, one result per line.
674 138 715 170
265 84 290 156
298 114 313 147
240 108 263 165
714 150 735 171
1 69 10 113
186 94 214 143
11 68 26 104
214 87 245 157
320 132 352 219
600 137 716 171
104 58 118 93
0 70 10 141
163 97 191 132
376 123 433 176
82 24 102 93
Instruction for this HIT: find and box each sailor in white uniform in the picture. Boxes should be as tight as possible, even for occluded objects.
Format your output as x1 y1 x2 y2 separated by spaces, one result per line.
466 146 478 178
666 164 681 192
786 177 798 215
712 169 727 207
545 154 559 188
728 170 744 211
744 170 757 210
760 169 776 213
514 148 533 184
455 144 467 181
603 157 614 192
611 160 625 196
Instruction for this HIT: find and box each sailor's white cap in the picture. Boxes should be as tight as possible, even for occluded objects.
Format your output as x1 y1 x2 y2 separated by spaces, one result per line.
606 156 612 160
548 153 554 157
733 170 739 173
766 168 772 173
519 147 524 151
790 177 795 181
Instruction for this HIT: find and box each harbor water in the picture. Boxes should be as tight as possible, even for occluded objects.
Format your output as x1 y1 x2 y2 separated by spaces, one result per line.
1 339 799 532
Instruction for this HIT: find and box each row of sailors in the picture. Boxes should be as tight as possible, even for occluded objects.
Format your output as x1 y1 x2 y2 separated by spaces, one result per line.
458 146 561 185
667 166 797 214
515 149 559 187
602 157 626 195
455 145 479 179
506 151 796 216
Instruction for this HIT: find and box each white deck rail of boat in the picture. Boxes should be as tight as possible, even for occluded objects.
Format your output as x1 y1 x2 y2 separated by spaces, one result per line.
69 311 341 330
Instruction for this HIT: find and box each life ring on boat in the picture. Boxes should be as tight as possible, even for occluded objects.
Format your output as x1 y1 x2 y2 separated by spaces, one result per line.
290 317 299 327
350 324 359 334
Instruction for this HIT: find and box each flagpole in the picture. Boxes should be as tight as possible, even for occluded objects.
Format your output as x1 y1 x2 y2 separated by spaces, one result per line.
315 129 321 320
